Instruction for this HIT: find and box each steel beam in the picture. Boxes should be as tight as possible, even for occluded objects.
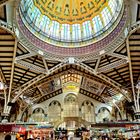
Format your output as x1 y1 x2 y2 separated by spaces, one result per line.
126 37 137 112
77 63 131 102
98 59 128 73
107 52 128 60
6 39 17 113
12 62 66 103
16 52 37 60
42 57 49 73
16 60 46 73
95 57 101 72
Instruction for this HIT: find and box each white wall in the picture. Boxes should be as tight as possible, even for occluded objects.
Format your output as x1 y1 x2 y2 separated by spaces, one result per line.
31 93 111 113
28 93 112 123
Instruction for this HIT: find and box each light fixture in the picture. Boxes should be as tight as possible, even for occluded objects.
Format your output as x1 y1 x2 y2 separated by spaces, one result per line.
15 28 19 38
23 96 27 99
68 57 75 64
112 99 116 104
124 27 128 37
99 50 105 55
136 81 140 89
0 82 4 90
38 50 44 55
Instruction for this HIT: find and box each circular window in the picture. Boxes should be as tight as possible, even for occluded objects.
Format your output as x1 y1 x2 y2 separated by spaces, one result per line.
19 0 123 47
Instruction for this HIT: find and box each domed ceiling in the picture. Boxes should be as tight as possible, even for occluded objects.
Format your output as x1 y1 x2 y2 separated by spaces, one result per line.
17 0 127 57
33 0 118 24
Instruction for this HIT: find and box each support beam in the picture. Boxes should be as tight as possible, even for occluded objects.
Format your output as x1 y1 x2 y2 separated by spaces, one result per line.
42 57 49 73
0 66 6 83
0 66 7 113
16 60 46 73
0 96 4 100
126 37 137 112
37 87 44 96
99 87 106 96
95 57 101 72
77 62 131 102
100 74 131 102
12 62 66 103
6 39 17 113
112 101 123 120
79 62 121 88
15 53 36 60
78 63 96 75
19 36 66 62
107 52 128 60
97 59 128 73
19 68 79 95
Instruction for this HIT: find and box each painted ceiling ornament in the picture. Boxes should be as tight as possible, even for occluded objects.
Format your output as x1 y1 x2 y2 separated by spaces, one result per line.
17 0 127 58
33 0 111 24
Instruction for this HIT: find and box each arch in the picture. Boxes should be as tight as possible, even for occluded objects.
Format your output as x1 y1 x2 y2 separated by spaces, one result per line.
49 100 61 107
29 107 45 122
64 93 78 103
81 100 95 123
96 107 111 123
48 100 61 122
97 107 110 114
81 100 94 107
5 135 11 140
33 107 45 114
64 93 79 117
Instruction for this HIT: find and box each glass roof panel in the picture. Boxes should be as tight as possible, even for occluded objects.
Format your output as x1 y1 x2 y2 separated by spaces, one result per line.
19 0 123 47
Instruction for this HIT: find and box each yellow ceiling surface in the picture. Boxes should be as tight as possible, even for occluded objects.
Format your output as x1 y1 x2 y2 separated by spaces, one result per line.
33 0 109 24
19 0 123 47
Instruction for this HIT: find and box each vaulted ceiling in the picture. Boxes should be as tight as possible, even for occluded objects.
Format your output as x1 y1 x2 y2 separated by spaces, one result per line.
0 0 140 112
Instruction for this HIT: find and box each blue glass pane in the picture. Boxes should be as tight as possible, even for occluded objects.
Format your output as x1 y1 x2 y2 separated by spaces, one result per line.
20 0 123 45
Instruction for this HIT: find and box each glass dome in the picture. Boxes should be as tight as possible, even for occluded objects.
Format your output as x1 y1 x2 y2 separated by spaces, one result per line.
19 0 123 47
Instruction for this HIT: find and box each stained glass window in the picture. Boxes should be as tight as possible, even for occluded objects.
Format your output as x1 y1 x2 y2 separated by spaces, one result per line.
19 0 123 47
92 15 103 35
72 24 81 41
101 7 112 27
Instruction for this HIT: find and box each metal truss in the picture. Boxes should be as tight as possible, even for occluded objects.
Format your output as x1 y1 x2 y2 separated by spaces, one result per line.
19 35 66 62
107 52 128 60
0 20 15 35
16 60 46 73
98 59 128 73
125 20 140 112
12 62 67 103
15 52 37 60
77 62 131 102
